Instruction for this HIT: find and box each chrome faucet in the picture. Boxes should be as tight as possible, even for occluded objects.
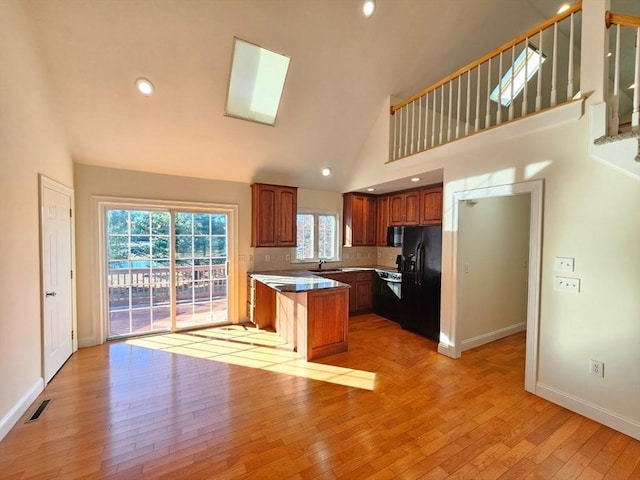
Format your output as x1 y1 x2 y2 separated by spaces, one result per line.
318 259 326 270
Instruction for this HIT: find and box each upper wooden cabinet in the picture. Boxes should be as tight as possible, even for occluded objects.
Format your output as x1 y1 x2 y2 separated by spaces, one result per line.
389 189 420 226
251 183 298 247
420 185 443 225
343 193 377 247
376 194 390 246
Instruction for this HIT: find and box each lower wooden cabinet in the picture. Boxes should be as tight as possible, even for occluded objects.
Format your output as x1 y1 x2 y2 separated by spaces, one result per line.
318 270 374 314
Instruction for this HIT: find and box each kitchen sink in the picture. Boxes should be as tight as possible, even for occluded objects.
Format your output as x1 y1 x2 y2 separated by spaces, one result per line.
308 268 342 274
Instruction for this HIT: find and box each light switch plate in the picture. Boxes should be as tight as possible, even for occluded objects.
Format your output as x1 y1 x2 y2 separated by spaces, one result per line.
554 257 575 272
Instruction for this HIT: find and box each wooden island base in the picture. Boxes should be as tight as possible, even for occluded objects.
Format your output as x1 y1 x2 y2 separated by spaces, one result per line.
250 278 349 361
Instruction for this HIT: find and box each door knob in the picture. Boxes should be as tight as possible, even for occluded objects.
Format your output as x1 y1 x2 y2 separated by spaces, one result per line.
45 291 57 297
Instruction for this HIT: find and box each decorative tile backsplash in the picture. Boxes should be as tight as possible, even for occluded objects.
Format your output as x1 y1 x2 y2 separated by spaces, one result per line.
250 246 402 272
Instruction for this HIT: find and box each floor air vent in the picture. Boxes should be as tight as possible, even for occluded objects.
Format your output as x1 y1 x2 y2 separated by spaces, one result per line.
25 399 53 423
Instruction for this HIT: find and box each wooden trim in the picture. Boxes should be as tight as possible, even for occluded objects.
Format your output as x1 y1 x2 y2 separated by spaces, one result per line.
606 11 640 29
391 1 583 114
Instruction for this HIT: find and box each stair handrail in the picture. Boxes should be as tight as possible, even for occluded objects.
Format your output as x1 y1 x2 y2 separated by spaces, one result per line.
390 1 582 115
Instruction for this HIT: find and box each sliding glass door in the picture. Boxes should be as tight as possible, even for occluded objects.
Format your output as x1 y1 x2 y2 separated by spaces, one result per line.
105 206 229 339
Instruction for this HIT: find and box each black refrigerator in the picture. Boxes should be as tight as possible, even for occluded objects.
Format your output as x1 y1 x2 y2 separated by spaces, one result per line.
400 226 442 341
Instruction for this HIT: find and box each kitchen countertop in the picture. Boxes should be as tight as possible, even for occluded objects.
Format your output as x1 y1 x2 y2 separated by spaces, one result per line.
249 266 399 293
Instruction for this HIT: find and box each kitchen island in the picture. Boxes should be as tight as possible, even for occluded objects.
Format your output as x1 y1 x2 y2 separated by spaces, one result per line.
248 271 350 360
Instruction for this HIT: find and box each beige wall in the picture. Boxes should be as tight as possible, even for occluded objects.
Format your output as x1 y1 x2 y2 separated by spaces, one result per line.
0 0 74 435
458 194 530 346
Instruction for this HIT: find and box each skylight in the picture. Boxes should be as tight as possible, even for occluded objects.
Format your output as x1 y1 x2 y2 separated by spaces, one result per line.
225 38 291 126
490 44 546 107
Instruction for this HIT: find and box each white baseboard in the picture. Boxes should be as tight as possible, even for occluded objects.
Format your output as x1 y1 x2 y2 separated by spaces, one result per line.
438 341 460 359
536 383 640 441
460 322 526 352
0 377 44 442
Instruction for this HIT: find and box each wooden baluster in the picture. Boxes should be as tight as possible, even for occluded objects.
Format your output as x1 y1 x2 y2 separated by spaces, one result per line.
447 79 453 141
536 29 543 112
486 57 492 128
610 24 621 136
439 85 444 145
431 88 437 147
456 77 462 139
567 13 574 101
633 28 640 130
465 70 471 136
497 52 503 125
509 45 515 121
523 37 529 116
475 64 481 132
551 22 558 106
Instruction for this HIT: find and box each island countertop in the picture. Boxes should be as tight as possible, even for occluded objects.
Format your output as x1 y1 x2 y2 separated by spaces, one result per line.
248 270 350 293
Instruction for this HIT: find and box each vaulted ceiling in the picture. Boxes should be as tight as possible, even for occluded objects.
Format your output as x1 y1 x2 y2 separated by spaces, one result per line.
27 0 589 192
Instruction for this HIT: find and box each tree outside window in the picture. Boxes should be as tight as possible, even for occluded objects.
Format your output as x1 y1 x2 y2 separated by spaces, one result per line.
295 212 338 262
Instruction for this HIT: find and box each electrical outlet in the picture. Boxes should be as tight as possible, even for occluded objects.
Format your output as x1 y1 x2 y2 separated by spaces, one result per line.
285 254 290 261
554 276 580 293
264 254 271 262
590 359 604 377
554 257 575 272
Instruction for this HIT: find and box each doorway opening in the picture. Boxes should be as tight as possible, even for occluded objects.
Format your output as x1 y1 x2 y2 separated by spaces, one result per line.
449 180 543 394
99 200 236 341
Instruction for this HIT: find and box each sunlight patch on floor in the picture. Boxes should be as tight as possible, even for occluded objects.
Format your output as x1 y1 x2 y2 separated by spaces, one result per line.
125 325 376 390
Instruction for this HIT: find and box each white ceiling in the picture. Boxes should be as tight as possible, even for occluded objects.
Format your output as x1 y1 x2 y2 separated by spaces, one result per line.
27 0 580 193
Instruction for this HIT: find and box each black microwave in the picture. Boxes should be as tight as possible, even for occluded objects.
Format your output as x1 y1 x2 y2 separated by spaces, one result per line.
387 226 403 247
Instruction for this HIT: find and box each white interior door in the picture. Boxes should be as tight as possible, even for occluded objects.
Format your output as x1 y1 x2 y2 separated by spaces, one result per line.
41 177 74 383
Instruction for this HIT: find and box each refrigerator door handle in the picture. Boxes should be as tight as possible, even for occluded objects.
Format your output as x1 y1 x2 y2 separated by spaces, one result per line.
415 242 423 286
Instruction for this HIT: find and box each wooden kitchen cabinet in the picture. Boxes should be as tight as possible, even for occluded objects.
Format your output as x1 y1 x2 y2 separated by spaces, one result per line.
247 275 276 329
343 193 377 247
251 183 298 247
420 185 443 225
389 189 420 226
318 270 373 314
376 194 390 246
354 271 374 311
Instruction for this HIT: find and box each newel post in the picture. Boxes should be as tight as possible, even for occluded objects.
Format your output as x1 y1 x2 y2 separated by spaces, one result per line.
580 0 611 105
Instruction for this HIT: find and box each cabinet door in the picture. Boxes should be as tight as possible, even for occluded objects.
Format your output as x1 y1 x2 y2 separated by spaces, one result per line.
389 194 404 225
343 193 376 247
252 184 277 247
277 187 297 246
404 190 420 225
364 195 377 246
420 186 443 225
376 195 389 246
355 278 373 311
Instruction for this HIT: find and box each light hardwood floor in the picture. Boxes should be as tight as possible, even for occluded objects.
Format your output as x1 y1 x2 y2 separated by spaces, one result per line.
1 314 638 479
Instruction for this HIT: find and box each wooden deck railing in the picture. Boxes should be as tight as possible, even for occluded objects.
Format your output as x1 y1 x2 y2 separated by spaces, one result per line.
389 2 583 161
606 12 640 135
108 264 227 308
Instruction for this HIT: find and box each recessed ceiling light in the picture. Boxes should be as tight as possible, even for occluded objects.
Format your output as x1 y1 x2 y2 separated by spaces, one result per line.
607 52 612 57
367 188 375 192
557 4 570 14
322 167 332 177
363 0 375 18
410 177 421 182
135 77 154 96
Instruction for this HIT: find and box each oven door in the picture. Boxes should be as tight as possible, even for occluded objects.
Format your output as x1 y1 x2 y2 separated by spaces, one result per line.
373 276 402 322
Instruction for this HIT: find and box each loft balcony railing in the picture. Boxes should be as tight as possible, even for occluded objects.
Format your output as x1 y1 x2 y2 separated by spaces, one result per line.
606 11 640 136
389 2 583 161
